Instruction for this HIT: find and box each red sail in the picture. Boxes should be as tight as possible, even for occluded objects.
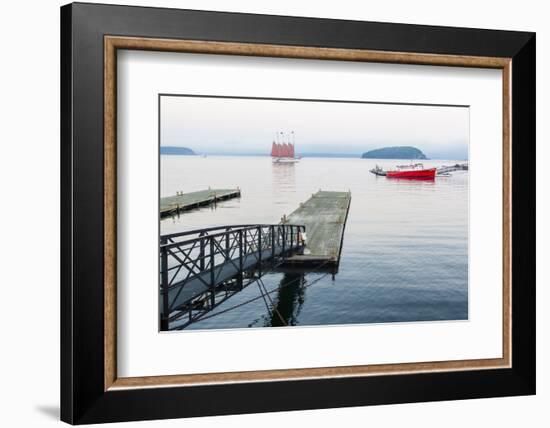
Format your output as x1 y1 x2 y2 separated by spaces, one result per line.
272 142 298 158
272 141 297 158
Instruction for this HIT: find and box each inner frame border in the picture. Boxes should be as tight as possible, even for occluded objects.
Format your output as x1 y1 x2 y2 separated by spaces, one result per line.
104 36 511 391
157 93 471 332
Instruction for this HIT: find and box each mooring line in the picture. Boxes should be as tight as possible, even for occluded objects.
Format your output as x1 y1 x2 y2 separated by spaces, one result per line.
187 259 332 325
256 281 272 314
258 277 288 326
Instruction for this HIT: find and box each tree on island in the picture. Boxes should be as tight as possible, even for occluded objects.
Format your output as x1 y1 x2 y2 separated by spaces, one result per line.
361 146 428 160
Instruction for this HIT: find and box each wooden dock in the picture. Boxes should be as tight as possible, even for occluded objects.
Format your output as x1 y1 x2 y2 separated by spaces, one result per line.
283 190 351 267
160 188 241 217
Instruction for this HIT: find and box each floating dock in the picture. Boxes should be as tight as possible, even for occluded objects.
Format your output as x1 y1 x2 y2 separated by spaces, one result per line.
437 163 469 175
283 190 351 268
160 188 241 217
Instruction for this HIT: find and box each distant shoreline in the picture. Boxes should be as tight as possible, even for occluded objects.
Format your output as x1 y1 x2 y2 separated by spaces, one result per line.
160 146 196 155
160 153 468 161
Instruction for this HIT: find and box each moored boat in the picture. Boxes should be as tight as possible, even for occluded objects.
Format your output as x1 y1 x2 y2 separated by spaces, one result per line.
370 165 387 176
370 163 436 179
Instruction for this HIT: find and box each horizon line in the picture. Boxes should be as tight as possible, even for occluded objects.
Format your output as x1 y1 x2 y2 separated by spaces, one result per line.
160 152 469 161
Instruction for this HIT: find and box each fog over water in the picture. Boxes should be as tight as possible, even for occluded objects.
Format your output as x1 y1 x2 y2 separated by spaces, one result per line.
161 96 469 160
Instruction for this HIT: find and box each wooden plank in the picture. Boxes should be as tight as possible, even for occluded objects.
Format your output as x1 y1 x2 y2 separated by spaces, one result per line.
284 190 351 266
160 188 241 217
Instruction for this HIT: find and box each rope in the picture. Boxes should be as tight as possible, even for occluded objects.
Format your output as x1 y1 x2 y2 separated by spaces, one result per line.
258 277 288 326
168 251 302 327
256 281 272 313
184 259 332 326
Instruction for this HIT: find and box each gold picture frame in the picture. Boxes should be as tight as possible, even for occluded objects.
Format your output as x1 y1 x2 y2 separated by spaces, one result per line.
103 36 512 391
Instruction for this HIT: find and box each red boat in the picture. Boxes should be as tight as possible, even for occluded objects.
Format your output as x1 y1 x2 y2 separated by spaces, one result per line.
371 163 436 179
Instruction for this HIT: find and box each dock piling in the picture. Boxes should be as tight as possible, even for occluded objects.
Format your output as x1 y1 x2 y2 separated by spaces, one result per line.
160 188 241 217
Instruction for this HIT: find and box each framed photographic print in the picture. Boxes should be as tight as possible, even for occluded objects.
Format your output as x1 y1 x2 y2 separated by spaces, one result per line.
61 2 535 424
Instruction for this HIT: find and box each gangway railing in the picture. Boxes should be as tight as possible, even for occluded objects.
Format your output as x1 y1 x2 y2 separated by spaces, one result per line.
160 224 305 330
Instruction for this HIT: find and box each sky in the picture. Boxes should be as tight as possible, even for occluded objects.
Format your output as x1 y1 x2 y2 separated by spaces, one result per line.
160 95 469 160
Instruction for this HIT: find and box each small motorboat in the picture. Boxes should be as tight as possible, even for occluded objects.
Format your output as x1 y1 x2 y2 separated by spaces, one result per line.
370 165 387 176
370 163 436 179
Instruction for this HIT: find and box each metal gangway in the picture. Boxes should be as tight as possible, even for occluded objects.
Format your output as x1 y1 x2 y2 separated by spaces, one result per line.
160 224 305 330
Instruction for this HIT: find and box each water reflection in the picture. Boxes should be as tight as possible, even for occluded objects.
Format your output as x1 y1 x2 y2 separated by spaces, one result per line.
247 272 307 328
266 272 306 327
271 163 296 204
376 175 436 186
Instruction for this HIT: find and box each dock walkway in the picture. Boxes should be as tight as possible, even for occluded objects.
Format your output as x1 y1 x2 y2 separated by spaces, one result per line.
283 190 351 267
160 188 241 217
160 224 304 329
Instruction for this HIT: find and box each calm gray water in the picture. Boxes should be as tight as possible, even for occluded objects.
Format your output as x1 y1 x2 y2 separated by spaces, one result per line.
161 155 468 330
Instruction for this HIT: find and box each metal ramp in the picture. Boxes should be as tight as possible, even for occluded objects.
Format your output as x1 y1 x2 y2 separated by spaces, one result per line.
160 224 305 330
